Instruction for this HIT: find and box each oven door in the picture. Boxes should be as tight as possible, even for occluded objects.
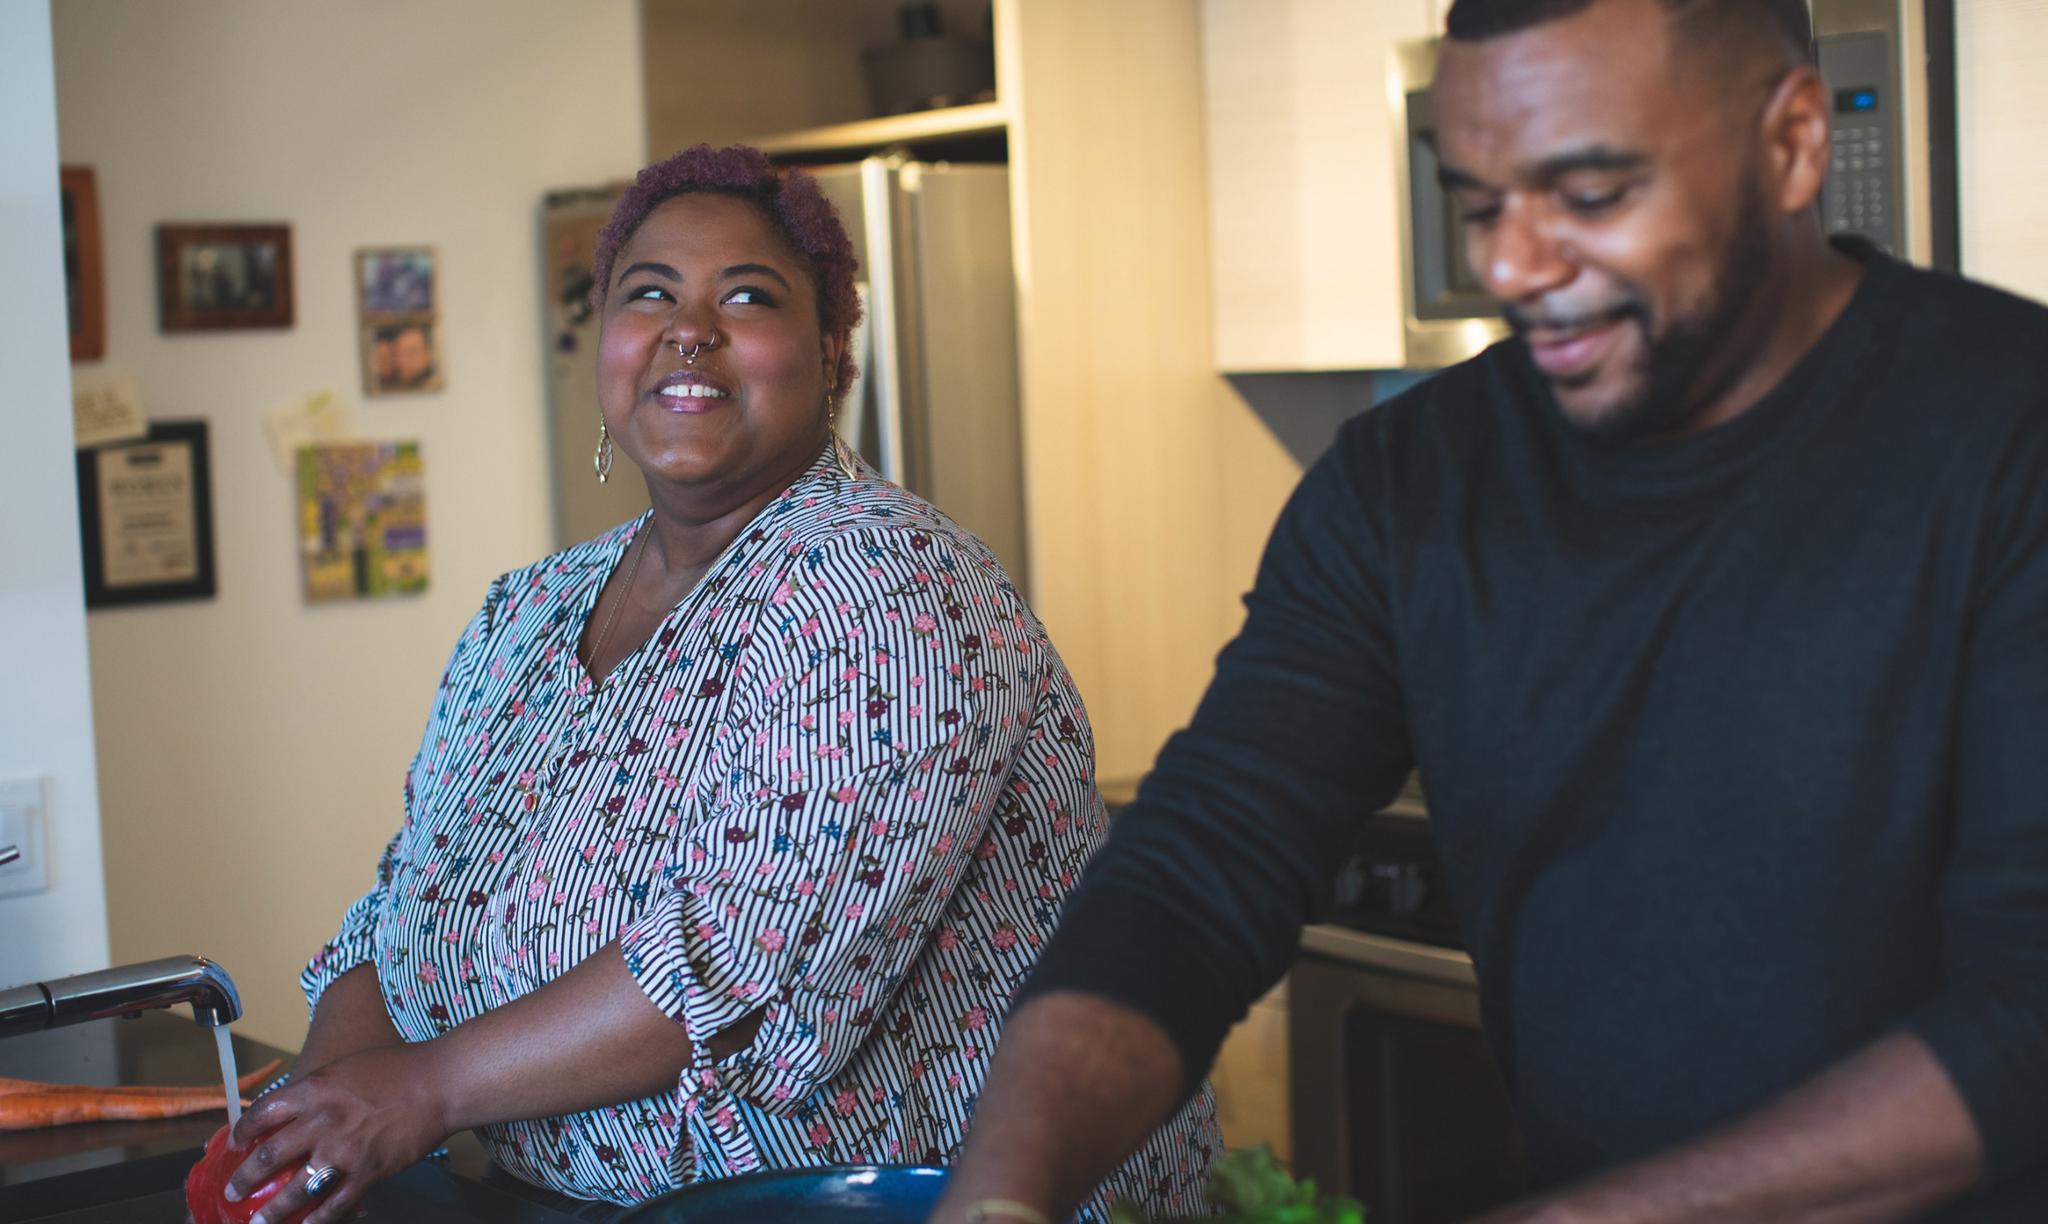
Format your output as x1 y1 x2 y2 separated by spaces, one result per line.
1290 926 1529 1224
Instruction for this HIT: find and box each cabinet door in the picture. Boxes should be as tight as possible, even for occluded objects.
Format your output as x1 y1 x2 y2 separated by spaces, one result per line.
1200 0 1434 371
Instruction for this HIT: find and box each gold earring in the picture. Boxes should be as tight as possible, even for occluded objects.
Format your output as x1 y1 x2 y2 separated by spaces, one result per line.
828 395 859 480
594 418 614 483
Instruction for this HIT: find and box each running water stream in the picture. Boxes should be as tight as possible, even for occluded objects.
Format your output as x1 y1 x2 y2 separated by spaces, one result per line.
214 1023 242 1128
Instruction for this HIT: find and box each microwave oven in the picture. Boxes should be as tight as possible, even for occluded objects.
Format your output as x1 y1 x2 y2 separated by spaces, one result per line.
1388 0 1959 369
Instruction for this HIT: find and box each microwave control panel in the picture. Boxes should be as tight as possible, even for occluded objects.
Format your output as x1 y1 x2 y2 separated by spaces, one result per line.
1818 30 1902 255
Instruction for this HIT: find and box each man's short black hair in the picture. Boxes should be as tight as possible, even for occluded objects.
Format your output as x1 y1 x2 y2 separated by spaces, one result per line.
1445 0 1813 61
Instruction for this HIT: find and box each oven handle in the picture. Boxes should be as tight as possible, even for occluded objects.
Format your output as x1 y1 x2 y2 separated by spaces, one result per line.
1300 924 1477 988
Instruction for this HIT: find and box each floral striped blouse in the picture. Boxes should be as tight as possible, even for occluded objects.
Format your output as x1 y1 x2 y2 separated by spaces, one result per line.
302 447 1218 1215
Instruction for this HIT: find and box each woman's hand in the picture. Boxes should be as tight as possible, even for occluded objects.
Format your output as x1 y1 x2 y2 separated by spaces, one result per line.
225 1043 453 1224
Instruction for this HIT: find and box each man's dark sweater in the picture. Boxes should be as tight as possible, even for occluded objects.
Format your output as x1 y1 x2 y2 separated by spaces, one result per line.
1027 248 2048 1218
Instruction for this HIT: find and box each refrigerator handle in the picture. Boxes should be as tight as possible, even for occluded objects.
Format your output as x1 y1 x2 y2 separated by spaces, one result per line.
858 157 908 484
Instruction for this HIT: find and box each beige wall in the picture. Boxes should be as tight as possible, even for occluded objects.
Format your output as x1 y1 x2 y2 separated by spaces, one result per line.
0 0 112 987
53 0 647 1048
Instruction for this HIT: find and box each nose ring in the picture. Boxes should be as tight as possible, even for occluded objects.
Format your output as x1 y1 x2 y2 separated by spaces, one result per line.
673 334 717 364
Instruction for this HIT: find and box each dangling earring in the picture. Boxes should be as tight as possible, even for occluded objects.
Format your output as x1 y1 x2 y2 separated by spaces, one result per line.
828 394 859 480
594 417 614 483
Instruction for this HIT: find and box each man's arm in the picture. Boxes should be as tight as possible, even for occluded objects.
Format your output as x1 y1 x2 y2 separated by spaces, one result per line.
1470 1030 1982 1224
931 993 1186 1224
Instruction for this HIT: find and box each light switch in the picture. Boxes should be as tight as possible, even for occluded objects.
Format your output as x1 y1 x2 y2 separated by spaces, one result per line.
0 776 49 898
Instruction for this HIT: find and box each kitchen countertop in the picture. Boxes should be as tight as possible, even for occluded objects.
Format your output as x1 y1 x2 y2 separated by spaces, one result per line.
0 1011 627 1221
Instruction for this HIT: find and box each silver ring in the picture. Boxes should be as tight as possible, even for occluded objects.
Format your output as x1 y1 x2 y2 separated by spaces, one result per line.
303 1163 342 1195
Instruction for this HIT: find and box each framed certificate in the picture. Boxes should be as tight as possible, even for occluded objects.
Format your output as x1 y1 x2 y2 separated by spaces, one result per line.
76 420 218 608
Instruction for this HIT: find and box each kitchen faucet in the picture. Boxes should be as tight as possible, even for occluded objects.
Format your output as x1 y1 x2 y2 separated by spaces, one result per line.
0 955 242 1039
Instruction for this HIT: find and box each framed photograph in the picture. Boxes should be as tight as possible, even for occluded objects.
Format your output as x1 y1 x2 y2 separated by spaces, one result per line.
75 420 218 608
356 246 443 395
60 167 105 361
156 223 294 331
360 318 443 395
357 246 435 314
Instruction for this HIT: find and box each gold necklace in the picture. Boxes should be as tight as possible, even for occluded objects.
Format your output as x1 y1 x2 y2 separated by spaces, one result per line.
584 526 648 684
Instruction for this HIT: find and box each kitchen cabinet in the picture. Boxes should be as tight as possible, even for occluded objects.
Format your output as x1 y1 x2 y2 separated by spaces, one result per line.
1199 0 1438 370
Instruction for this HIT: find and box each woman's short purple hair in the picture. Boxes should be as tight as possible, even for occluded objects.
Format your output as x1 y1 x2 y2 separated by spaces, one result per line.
591 144 862 399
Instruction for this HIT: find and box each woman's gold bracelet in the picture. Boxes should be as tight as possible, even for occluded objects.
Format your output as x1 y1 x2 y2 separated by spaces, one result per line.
962 1198 1054 1224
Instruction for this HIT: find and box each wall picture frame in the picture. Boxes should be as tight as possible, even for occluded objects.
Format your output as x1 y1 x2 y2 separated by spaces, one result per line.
156 223 294 331
355 246 443 395
75 420 219 608
60 166 106 361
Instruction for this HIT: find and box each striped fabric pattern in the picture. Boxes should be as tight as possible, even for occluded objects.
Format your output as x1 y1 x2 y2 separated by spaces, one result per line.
302 446 1218 1215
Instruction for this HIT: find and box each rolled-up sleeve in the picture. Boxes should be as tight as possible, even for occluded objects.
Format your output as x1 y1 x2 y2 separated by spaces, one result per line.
300 581 502 1016
1903 420 2048 1186
618 527 1025 1115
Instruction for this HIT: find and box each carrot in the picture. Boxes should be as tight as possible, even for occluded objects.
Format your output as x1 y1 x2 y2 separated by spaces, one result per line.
0 1058 283 1130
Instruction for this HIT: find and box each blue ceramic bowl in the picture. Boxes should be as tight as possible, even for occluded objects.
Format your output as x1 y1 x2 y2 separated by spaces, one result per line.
618 1164 950 1223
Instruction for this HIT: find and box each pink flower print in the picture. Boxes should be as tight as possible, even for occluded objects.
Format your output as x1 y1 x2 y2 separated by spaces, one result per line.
460 958 476 978
582 845 601 865
585 919 600 937
489 850 505 864
912 612 938 634
418 961 439 984
909 705 924 719
757 927 786 953
837 709 856 726
771 579 793 605
947 1071 963 1090
909 675 924 688
772 1082 793 1101
517 769 536 788
800 616 821 637
547 950 561 968
909 787 926 801
833 783 858 803
809 1122 833 1147
714 1105 737 1130
932 831 954 856
935 927 959 951
964 1044 980 1060
611 837 629 856
796 878 816 897
992 924 1019 952
834 1089 860 1116
800 714 818 732
528 878 548 901
869 819 890 837
988 629 1006 648
776 745 793 761
588 881 608 900
845 901 865 921
823 1007 840 1025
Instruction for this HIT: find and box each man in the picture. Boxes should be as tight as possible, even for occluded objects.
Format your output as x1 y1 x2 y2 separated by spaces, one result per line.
933 0 2048 1220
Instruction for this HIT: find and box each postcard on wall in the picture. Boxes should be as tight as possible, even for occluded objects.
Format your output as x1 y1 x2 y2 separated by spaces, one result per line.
262 389 357 474
75 420 218 608
295 439 429 602
72 372 148 449
356 247 443 395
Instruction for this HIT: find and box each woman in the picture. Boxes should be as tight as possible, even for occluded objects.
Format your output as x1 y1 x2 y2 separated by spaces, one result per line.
223 145 1217 1224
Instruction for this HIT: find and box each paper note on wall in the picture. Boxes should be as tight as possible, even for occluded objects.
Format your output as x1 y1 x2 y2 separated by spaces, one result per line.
73 374 148 449
264 391 357 475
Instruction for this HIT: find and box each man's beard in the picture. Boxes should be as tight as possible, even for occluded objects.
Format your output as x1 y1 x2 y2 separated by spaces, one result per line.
1510 179 1778 444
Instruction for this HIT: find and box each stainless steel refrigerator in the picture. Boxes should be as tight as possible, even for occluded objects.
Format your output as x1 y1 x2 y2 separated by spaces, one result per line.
541 157 1029 593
